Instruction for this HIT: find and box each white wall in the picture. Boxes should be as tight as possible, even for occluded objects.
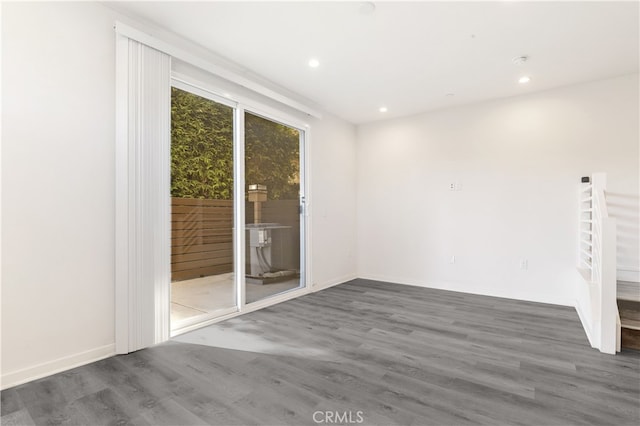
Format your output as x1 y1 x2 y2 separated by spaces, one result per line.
608 191 640 282
1 2 357 387
308 114 358 290
356 74 639 306
2 1 118 387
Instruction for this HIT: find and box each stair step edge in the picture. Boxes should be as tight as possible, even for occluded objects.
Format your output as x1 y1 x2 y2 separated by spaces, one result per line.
621 323 640 331
617 296 640 303
617 281 640 302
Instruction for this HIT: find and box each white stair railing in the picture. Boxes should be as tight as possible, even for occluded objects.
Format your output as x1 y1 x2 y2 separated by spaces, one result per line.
578 173 618 354
579 181 594 274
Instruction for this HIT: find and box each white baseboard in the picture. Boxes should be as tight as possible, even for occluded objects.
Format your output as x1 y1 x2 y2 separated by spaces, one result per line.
357 273 573 307
574 299 596 348
1 344 115 390
312 273 358 293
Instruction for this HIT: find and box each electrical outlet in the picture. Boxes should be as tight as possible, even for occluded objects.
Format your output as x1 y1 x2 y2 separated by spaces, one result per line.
520 259 528 270
449 182 456 191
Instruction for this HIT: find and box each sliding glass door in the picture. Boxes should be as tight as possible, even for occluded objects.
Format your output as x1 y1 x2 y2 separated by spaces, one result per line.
170 86 237 329
169 82 306 332
244 112 305 304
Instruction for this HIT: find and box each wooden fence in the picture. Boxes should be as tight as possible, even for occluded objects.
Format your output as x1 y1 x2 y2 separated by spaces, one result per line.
172 197 234 281
171 197 300 281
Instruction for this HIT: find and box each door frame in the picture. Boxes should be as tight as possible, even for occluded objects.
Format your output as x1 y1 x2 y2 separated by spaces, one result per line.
168 75 312 337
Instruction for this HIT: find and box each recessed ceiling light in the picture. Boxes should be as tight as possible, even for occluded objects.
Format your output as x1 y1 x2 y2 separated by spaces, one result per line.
308 58 320 68
379 107 388 113
518 76 531 84
446 93 455 97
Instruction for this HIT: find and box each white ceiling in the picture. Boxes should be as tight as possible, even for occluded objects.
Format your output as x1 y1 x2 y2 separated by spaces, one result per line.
112 1 639 124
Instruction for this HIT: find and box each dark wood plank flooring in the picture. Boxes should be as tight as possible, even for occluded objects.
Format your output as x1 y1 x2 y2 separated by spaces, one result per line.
2 279 639 425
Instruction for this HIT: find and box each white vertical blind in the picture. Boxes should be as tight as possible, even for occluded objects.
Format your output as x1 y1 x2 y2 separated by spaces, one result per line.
115 36 171 354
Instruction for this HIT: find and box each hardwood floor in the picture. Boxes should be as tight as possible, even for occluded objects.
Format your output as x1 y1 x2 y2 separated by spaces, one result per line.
2 279 639 425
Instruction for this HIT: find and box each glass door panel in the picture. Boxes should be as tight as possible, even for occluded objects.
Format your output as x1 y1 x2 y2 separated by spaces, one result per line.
170 86 236 330
244 112 304 303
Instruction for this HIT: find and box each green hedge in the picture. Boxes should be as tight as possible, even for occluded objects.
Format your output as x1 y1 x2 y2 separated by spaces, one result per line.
171 87 300 201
